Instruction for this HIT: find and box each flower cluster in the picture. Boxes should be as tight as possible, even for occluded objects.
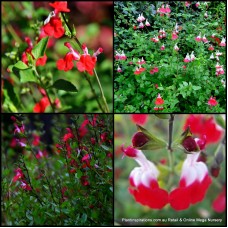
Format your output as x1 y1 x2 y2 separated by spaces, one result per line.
136 13 151 29
13 168 32 191
154 93 164 111
157 4 171 16
122 130 212 210
57 42 103 76
184 51 195 62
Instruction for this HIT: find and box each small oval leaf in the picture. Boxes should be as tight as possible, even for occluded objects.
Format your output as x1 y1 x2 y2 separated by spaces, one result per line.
32 37 49 59
52 79 78 92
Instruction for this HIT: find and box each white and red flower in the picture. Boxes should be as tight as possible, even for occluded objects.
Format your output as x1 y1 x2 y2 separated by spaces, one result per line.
208 45 214 51
174 43 179 51
136 14 145 22
145 20 150 26
134 66 145 75
117 65 122 73
219 37 226 46
13 168 24 182
154 94 164 110
20 180 32 191
122 146 169 209
138 22 144 29
184 53 191 62
195 33 202 42
172 31 178 40
169 148 212 210
151 35 159 43
202 35 208 43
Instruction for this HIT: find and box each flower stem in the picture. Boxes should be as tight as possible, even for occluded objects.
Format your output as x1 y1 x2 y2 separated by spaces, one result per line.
61 13 109 113
33 67 55 112
168 114 175 152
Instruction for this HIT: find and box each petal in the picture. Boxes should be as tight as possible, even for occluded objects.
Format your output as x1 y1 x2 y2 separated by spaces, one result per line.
56 59 65 71
169 187 191 210
76 61 86 72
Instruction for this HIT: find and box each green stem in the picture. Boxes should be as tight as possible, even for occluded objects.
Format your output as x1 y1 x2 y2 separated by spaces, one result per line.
93 68 110 112
168 114 175 152
33 67 55 112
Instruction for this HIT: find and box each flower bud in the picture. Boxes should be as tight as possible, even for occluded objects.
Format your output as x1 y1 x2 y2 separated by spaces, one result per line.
211 165 220 178
182 136 199 152
132 132 149 148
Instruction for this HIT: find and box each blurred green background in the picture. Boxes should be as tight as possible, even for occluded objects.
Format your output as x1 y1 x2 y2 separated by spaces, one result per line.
114 114 226 226
2 1 113 113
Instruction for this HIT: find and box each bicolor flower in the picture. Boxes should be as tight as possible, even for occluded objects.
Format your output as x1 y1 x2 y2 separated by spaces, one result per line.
151 35 159 43
120 51 127 60
184 53 191 62
185 1 191 7
196 2 200 7
215 50 222 56
117 65 122 72
204 11 208 18
160 44 165 51
208 96 218 107
215 63 224 76
136 14 145 22
195 33 201 42
169 145 212 210
171 31 178 40
174 43 179 51
122 146 169 209
138 22 144 29
210 53 214 59
36 150 48 159
208 45 214 51
14 123 25 135
202 35 208 43
20 180 32 191
13 168 24 182
219 37 226 46
137 57 146 65
134 66 145 75
154 94 164 110
190 51 195 61
145 20 150 26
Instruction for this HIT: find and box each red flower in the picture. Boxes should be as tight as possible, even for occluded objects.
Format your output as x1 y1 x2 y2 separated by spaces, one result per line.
208 96 218 106
13 168 24 182
81 176 90 186
212 187 226 213
123 146 169 209
20 180 32 191
57 53 75 71
169 150 212 210
32 134 40 146
76 54 97 76
184 115 223 145
63 128 74 141
130 114 148 125
33 97 50 113
43 16 65 38
36 54 47 66
49 1 70 13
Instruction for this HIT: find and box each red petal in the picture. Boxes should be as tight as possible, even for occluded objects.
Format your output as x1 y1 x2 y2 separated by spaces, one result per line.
130 114 148 125
212 187 226 213
169 187 191 210
56 59 65 71
129 183 168 209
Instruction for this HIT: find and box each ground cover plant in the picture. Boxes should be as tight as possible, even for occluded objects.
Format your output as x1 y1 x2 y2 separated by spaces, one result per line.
114 114 226 226
2 114 113 226
114 1 226 113
2 1 113 113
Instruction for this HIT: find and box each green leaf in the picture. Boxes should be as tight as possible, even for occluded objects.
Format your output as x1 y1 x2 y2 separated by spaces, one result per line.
31 37 49 59
3 79 19 107
215 115 225 129
182 81 188 86
13 61 29 70
51 79 78 92
14 68 37 83
81 213 87 223
75 170 82 179
101 144 110 151
192 86 201 90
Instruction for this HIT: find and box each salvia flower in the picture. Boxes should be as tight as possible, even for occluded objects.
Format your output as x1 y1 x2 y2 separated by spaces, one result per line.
208 45 214 51
36 150 48 159
122 146 169 209
196 2 200 7
154 94 164 110
119 51 127 60
13 168 24 182
190 51 195 61
49 1 70 13
172 31 178 40
169 147 212 210
185 1 191 7
151 35 159 43
130 114 148 125
204 11 208 18
195 33 202 42
208 96 218 107
138 22 144 29
219 37 226 46
20 180 32 191
212 187 226 213
174 43 179 51
145 20 150 26
215 50 222 56
150 67 159 74
117 65 122 72
136 14 145 22
184 53 191 62
202 35 208 43
137 57 146 65
210 53 214 59
134 65 145 75
160 44 165 51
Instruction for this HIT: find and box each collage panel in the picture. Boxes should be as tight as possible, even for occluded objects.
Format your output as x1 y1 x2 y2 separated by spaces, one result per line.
114 1 226 113
1 114 113 226
114 114 226 226
2 1 113 113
